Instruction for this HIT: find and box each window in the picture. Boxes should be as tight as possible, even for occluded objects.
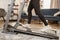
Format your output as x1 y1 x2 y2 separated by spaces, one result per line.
40 0 51 9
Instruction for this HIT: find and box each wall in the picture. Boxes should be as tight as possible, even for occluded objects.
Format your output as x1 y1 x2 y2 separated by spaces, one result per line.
0 0 11 12
0 0 28 14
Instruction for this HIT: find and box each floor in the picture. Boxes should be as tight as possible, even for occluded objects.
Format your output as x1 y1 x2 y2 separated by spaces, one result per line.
0 20 60 40
0 20 60 31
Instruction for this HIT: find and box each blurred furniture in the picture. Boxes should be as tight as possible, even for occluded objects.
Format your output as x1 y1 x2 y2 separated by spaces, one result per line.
0 8 6 22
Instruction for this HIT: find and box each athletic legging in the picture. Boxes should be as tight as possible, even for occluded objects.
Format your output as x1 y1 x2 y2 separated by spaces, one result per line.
27 0 48 26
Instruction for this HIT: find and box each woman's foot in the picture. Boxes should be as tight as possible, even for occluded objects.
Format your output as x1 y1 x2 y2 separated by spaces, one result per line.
22 24 32 32
37 25 56 34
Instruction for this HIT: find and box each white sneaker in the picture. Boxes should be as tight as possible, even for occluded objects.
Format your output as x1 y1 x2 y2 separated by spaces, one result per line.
22 24 32 32
37 25 56 34
40 25 52 31
22 24 31 28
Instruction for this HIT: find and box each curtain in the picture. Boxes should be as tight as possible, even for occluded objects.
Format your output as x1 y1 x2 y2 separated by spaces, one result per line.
58 0 60 9
50 0 60 9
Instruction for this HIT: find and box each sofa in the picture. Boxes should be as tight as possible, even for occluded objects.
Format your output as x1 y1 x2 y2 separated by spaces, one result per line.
21 9 60 21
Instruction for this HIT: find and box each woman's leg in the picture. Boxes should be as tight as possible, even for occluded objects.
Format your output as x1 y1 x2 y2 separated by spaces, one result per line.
32 0 48 26
27 1 33 24
22 1 33 32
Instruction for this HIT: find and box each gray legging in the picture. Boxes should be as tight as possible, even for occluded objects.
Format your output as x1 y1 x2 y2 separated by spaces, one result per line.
27 0 48 26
